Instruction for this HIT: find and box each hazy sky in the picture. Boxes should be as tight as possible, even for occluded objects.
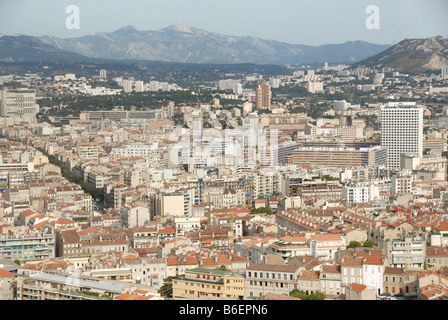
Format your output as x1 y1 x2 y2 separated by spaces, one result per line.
0 0 447 45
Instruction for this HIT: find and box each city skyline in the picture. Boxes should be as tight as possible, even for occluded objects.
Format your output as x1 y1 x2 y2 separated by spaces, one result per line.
0 0 447 46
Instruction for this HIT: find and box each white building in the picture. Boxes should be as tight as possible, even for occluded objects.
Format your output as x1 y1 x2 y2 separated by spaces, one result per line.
111 142 159 158
333 100 350 111
123 79 133 93
219 79 242 95
380 103 423 169
269 77 280 88
362 257 385 297
0 88 40 117
134 81 144 92
307 81 323 93
391 175 414 194
121 205 151 228
174 217 201 237
342 186 370 204
441 65 448 80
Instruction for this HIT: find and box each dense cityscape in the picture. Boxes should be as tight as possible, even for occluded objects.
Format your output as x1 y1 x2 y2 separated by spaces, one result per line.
1 1 448 306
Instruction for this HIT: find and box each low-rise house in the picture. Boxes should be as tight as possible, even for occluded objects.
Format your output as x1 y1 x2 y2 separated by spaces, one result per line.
0 268 15 300
166 256 199 278
298 270 320 295
346 283 376 300
319 265 342 297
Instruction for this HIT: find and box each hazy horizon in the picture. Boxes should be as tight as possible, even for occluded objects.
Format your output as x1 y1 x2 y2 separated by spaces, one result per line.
0 0 447 46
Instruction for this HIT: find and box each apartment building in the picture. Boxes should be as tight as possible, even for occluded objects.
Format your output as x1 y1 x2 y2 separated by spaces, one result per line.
383 267 419 297
298 270 321 295
268 236 310 260
319 265 342 296
76 142 99 161
0 230 55 262
425 246 448 270
253 171 283 198
382 230 426 269
166 256 199 278
244 264 300 299
342 185 370 204
380 104 423 169
0 88 40 117
310 234 346 261
120 205 150 228
287 145 387 168
129 226 159 248
307 81 324 93
391 174 414 194
340 257 363 294
17 270 158 300
260 113 308 135
172 267 244 299
255 81 271 109
124 257 166 289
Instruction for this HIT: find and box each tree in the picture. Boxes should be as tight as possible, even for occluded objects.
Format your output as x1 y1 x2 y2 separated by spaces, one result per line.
158 277 173 298
250 207 273 215
363 240 375 248
290 289 325 300
14 259 21 266
347 241 361 249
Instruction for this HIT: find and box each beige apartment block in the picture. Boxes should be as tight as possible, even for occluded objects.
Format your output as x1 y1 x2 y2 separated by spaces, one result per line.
244 264 300 299
172 267 244 299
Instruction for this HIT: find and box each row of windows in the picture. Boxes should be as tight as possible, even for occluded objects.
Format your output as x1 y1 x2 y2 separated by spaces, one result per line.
248 281 288 289
246 271 294 281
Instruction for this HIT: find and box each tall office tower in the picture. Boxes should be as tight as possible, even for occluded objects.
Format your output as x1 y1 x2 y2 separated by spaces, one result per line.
0 88 40 117
255 81 271 109
442 65 448 80
99 69 107 78
380 103 423 169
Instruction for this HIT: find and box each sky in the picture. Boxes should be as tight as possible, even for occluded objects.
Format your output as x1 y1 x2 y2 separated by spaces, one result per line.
0 0 447 46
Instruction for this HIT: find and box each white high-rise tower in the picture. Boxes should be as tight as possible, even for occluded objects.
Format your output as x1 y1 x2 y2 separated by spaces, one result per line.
380 102 423 169
442 65 448 80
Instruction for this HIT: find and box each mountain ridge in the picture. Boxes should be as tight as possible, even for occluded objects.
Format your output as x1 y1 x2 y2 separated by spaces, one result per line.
35 23 391 65
354 35 448 74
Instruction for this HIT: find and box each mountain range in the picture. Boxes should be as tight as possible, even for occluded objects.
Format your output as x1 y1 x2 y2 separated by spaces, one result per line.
22 23 390 65
0 33 92 63
1 24 447 74
353 36 448 74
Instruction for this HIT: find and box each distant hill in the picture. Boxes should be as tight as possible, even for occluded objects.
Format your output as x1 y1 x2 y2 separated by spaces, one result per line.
0 34 92 62
36 23 391 65
354 36 448 74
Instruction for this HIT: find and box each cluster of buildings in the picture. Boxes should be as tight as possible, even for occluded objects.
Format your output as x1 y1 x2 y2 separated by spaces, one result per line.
0 63 447 301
